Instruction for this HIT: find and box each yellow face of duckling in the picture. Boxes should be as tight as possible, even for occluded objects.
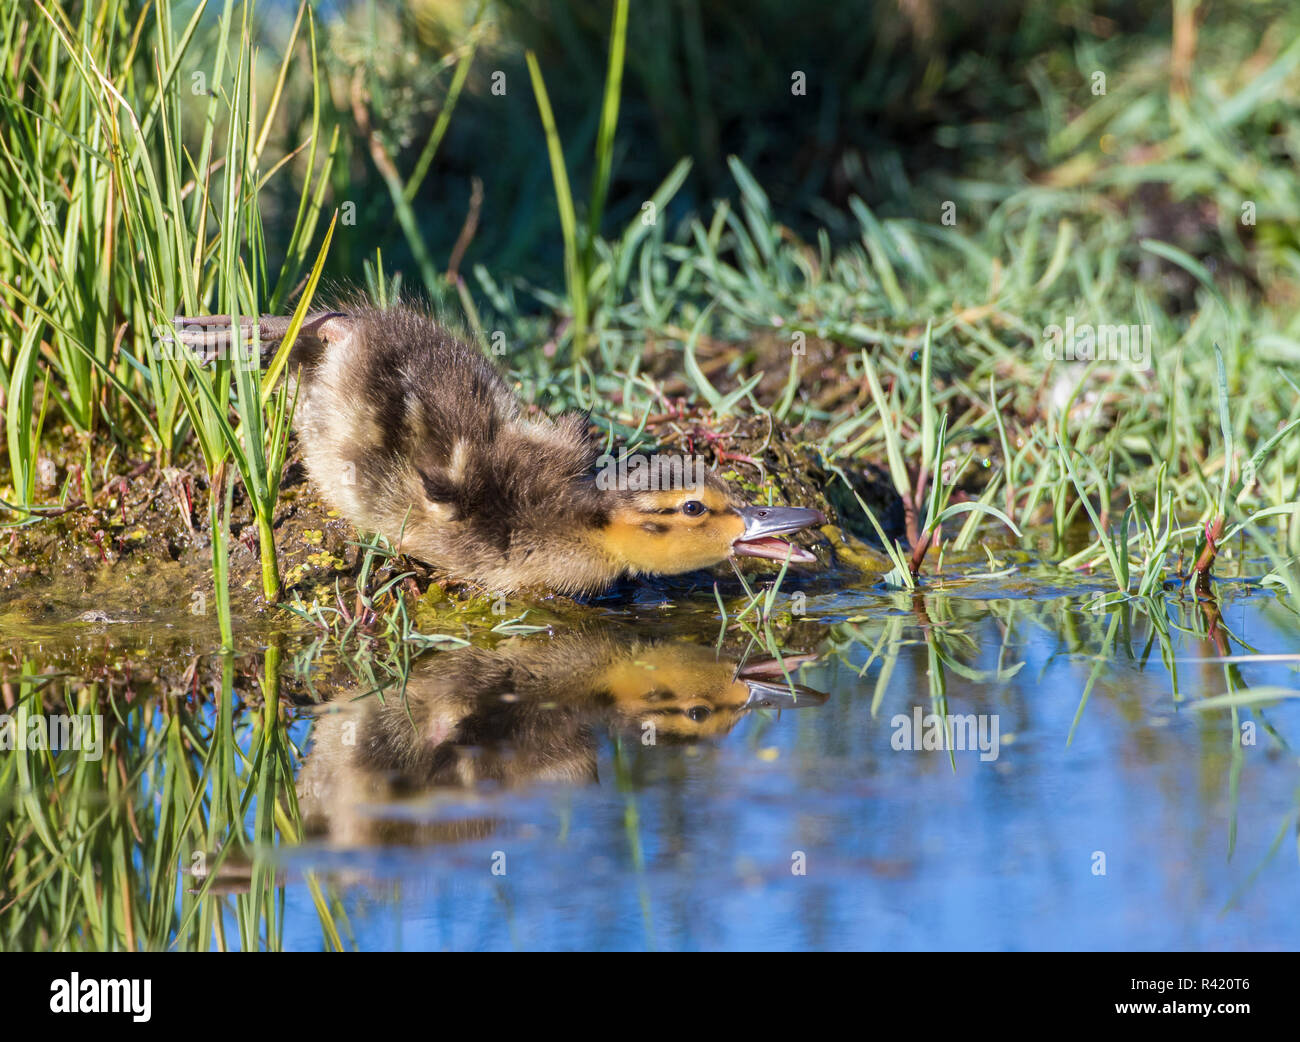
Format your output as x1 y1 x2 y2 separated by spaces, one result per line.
596 475 826 578
599 484 747 576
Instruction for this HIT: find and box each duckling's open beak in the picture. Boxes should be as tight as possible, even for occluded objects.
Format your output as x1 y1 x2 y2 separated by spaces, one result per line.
732 505 826 564
738 655 827 708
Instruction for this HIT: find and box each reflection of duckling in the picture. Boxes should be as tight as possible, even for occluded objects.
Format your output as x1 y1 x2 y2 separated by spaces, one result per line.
296 628 826 847
172 306 824 594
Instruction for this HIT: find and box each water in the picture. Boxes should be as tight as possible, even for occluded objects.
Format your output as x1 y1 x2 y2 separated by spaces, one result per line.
2 560 1297 951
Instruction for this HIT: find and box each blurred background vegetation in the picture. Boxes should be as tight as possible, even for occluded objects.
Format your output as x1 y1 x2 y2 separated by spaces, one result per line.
273 0 1300 300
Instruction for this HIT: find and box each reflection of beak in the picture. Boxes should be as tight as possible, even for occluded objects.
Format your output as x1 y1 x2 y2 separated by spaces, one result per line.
737 655 828 708
732 505 826 563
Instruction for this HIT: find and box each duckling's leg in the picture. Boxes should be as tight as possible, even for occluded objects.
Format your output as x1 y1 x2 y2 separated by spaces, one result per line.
164 311 351 365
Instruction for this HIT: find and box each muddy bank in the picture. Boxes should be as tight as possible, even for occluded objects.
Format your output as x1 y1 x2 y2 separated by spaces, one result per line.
0 406 898 627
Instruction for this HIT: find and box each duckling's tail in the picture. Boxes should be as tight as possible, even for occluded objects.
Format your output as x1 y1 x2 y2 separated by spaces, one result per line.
163 312 349 365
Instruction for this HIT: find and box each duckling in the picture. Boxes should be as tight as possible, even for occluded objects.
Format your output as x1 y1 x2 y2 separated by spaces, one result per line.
171 304 825 595
296 627 826 847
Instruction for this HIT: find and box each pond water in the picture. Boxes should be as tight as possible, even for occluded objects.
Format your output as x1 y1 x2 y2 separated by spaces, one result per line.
2 555 1297 951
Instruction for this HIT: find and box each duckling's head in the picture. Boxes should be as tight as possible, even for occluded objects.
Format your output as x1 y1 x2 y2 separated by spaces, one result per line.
594 464 826 578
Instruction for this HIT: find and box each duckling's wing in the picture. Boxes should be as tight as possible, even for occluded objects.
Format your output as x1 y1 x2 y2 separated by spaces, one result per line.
164 311 352 365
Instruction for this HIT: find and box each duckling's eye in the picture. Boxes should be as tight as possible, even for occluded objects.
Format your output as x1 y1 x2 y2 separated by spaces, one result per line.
681 500 707 517
686 705 712 722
